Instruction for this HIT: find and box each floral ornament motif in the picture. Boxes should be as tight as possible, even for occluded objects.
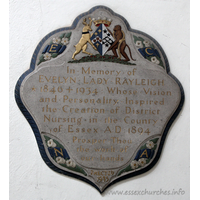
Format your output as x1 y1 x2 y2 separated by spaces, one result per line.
156 60 160 65
43 135 87 176
66 159 76 168
135 41 143 48
56 156 66 164
143 40 150 47
138 158 146 167
151 56 157 63
52 37 61 44
43 52 51 60
146 140 155 149
47 138 56 147
37 32 72 65
133 35 164 68
61 37 69 45
117 138 159 176
130 160 139 169
151 56 160 65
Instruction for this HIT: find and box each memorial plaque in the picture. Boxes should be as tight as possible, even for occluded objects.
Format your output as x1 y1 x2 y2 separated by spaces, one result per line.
15 6 184 193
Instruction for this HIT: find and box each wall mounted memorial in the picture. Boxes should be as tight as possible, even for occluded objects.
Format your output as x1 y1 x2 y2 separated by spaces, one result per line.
15 6 184 193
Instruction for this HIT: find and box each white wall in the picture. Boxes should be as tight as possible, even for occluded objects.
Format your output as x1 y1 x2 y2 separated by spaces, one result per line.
9 0 189 199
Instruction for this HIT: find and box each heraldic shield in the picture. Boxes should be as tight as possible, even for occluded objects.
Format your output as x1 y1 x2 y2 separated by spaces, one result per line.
15 6 184 193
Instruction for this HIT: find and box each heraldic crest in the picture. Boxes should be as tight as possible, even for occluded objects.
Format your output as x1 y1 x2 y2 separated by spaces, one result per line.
72 17 135 62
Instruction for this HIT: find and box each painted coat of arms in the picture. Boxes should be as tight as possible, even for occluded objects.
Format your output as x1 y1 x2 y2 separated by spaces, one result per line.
15 6 184 193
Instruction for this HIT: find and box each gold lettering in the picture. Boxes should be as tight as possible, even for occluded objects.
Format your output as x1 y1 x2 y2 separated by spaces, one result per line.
140 149 149 158
39 75 44 82
68 125 73 132
82 67 90 74
49 44 58 53
104 126 112 133
54 148 63 157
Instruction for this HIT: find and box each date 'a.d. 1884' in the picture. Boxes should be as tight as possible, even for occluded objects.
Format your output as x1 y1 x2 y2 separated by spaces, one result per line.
15 6 184 193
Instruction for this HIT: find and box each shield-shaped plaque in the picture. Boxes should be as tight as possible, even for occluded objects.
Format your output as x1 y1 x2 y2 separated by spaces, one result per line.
15 6 184 193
